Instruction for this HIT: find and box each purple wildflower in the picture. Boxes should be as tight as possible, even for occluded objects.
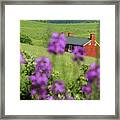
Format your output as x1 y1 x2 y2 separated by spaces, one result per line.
29 57 53 99
29 57 52 86
81 62 100 99
35 57 52 78
48 32 67 55
29 75 36 81
35 72 48 86
29 73 48 86
86 62 100 84
39 87 48 100
96 66 100 88
20 52 26 64
86 70 98 83
51 32 59 39
72 46 85 62
97 66 100 79
90 62 97 70
29 75 36 85
31 89 37 96
66 95 74 100
46 96 54 100
82 85 92 94
51 80 66 94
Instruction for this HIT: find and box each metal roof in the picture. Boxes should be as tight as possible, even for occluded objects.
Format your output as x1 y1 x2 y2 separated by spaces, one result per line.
66 36 90 46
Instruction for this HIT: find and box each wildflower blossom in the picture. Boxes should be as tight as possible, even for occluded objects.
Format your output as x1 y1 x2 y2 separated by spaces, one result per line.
90 62 97 70
35 57 52 78
81 62 100 99
82 85 92 94
29 71 48 86
29 57 52 99
51 32 59 38
35 72 48 86
46 96 54 100
48 32 67 54
29 75 36 85
31 89 37 96
51 80 66 94
86 70 98 83
86 62 100 84
20 52 26 64
97 66 100 79
66 95 74 100
39 87 48 99
72 46 85 62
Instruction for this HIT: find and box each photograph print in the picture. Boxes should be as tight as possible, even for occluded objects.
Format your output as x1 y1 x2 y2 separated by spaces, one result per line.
20 20 100 100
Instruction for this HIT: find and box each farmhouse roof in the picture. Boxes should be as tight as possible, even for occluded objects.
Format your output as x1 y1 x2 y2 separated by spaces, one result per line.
83 40 100 46
66 36 89 46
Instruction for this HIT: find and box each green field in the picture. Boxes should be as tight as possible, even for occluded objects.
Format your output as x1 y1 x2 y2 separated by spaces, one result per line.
20 20 100 47
20 20 99 84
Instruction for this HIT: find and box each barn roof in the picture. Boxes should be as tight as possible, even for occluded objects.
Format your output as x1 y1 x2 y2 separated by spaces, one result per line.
66 36 90 46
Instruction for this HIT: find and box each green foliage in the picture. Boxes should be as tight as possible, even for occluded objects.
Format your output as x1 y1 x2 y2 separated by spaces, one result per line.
47 70 61 93
21 50 35 75
80 64 89 74
66 64 89 100
20 33 32 45
91 81 100 100
20 70 31 100
20 51 35 100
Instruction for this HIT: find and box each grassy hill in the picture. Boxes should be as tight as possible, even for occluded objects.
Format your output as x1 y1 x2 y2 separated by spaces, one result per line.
20 20 100 47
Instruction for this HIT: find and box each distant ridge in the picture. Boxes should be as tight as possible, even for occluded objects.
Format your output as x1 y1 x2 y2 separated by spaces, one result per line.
47 20 99 24
30 20 100 24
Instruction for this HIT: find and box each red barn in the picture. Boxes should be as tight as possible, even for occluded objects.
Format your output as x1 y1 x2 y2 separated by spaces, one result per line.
65 33 100 57
83 33 100 57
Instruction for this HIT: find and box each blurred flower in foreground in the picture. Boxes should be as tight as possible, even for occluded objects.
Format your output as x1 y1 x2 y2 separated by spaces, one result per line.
48 32 67 55
29 57 52 86
46 96 54 100
20 52 26 64
86 62 100 84
51 80 66 94
66 94 74 100
39 87 48 100
29 57 52 99
72 46 85 62
81 62 100 99
82 85 92 95
35 57 52 78
30 73 48 86
31 88 37 96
